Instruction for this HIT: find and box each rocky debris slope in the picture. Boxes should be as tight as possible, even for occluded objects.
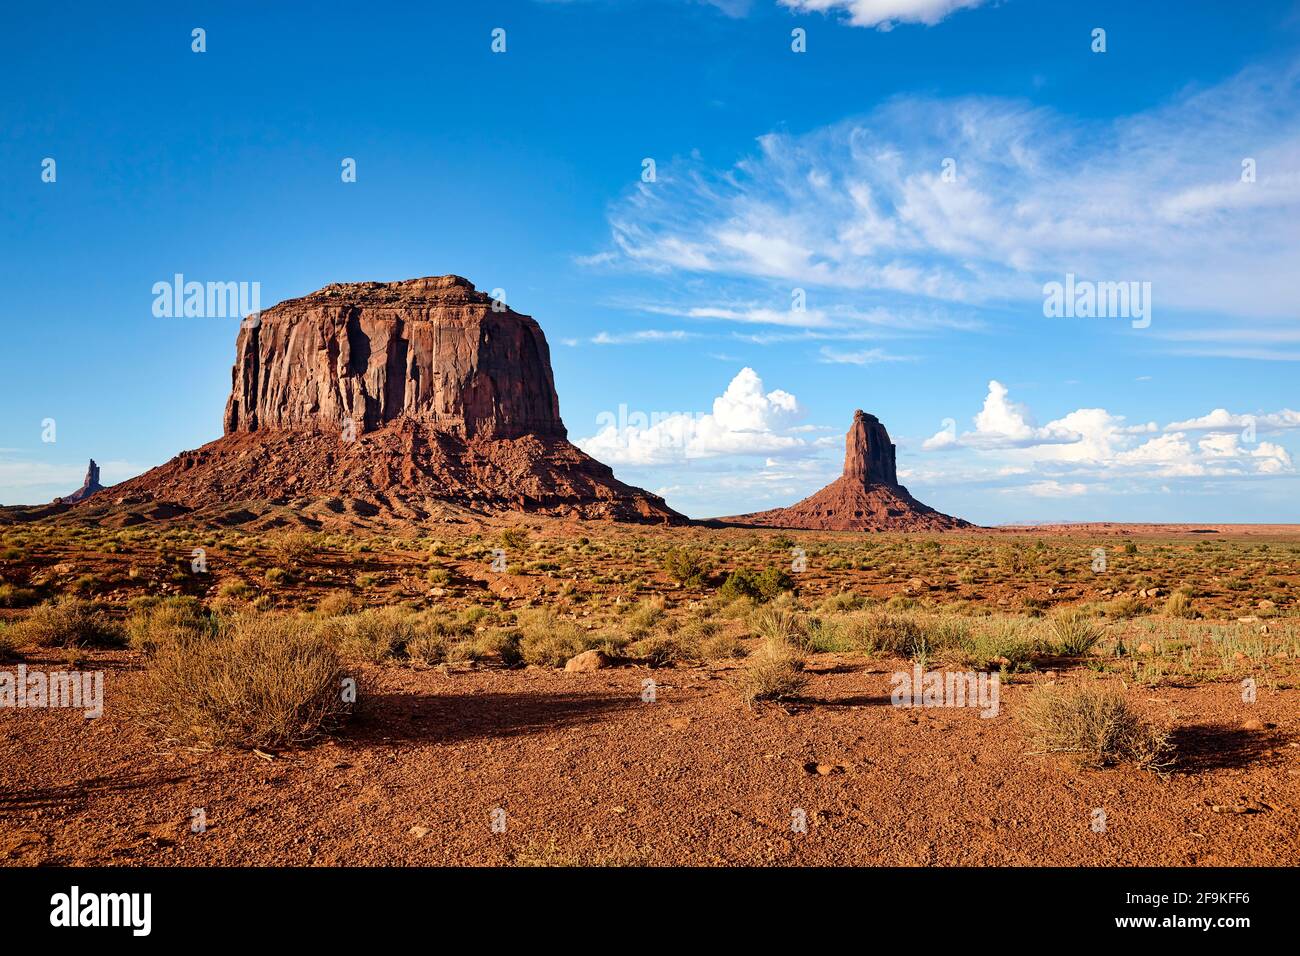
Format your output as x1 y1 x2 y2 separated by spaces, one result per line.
85 276 684 526
722 410 971 531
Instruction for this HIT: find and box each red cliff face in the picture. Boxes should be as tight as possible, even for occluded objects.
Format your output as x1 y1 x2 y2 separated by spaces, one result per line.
722 411 970 532
224 276 565 441
843 410 897 485
101 276 684 526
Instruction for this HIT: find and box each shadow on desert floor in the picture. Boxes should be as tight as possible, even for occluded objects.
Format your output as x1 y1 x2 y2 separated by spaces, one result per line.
342 690 640 746
1169 722 1289 773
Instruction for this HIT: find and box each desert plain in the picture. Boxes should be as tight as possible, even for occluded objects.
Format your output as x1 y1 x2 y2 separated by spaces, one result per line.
1 516 1296 867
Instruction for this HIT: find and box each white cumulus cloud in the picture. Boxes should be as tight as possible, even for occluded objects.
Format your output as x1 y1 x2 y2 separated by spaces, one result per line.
576 367 809 465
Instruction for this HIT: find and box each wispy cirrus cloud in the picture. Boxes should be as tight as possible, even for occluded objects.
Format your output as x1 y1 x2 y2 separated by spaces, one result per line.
590 62 1300 339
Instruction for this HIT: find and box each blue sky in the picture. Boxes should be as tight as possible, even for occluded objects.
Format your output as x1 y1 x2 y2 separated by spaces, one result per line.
2 0 1298 523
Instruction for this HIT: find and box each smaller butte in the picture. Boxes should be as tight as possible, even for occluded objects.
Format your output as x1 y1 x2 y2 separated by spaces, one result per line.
721 410 972 532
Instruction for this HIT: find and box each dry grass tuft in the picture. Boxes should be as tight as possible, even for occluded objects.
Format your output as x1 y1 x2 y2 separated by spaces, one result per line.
1048 613 1104 657
1022 682 1174 771
125 596 212 655
138 613 349 749
10 598 122 649
739 635 809 705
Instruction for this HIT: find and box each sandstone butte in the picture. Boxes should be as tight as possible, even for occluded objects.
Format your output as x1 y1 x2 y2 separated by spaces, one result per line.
66 276 685 526
722 410 972 532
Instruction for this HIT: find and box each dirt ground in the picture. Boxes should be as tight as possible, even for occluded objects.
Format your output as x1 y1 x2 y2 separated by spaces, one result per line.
1 522 1296 867
2 646 1295 867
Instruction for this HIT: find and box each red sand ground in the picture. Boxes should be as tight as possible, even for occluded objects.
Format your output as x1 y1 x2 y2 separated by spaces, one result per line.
2 647 1294 867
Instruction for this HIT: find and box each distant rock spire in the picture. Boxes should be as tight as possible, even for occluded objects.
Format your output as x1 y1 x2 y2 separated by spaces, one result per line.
721 409 971 531
60 459 104 503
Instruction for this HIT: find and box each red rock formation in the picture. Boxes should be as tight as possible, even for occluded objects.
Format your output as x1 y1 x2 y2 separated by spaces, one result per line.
224 276 565 441
723 410 971 531
97 277 684 525
58 459 104 504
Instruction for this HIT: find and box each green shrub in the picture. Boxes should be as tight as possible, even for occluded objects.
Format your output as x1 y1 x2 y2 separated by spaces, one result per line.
662 548 712 587
719 567 795 603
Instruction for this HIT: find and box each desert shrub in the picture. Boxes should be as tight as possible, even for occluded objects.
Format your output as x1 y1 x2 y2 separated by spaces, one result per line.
474 627 525 667
739 636 808 704
138 613 348 749
662 548 712 587
700 630 744 660
426 567 451 586
750 605 808 648
959 617 1040 670
719 567 795 603
797 616 853 653
629 632 695 667
1022 683 1173 771
1164 590 1197 619
315 591 361 617
271 530 316 566
320 608 416 663
853 611 928 656
1049 614 1104 657
406 630 448 665
1101 595 1145 620
754 567 794 600
402 610 482 665
818 591 866 614
10 599 122 649
264 567 291 586
125 596 212 656
624 597 667 636
217 579 253 601
499 527 530 551
0 625 19 662
994 544 1034 575
717 569 760 602
0 584 38 609
517 609 590 666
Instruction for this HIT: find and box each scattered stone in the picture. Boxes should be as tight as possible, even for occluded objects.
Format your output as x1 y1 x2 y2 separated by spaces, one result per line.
564 649 612 673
